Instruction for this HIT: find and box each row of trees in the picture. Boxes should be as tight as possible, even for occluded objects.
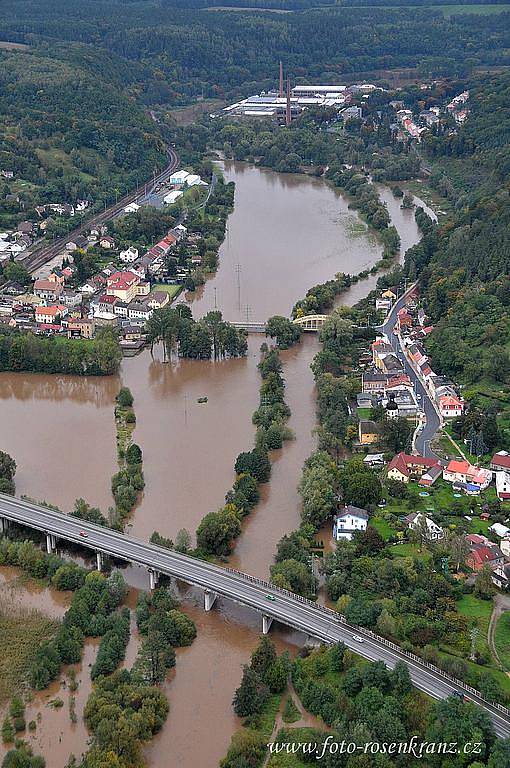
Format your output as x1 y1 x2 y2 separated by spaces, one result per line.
0 327 122 376
0 450 16 495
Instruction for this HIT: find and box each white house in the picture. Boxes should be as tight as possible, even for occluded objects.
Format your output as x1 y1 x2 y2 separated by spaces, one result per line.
488 523 510 539
333 505 369 541
496 470 510 501
405 512 444 541
124 202 140 214
119 246 139 263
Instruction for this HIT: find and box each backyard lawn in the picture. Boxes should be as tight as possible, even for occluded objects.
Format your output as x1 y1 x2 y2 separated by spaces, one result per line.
152 283 183 300
370 515 398 540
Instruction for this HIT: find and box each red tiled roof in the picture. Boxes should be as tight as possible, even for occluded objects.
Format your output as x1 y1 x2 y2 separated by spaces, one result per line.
491 453 510 470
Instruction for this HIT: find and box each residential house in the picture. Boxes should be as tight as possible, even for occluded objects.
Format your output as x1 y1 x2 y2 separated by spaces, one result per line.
496 470 510 501
500 537 510 559
443 459 492 494
33 279 63 302
405 512 444 541
491 563 510 591
381 354 403 375
48 269 65 286
333 505 369 541
113 301 129 318
67 318 95 339
124 202 140 214
358 420 381 445
127 301 152 322
438 392 464 418
106 271 140 303
488 523 510 539
386 452 440 484
371 339 393 370
490 452 510 473
99 235 116 250
66 235 88 251
35 305 67 324
146 291 170 310
466 539 504 572
60 288 82 308
119 246 139 263
362 372 389 393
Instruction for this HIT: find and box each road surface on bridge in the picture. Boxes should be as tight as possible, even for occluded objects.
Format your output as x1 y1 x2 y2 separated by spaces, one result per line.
1 493 509 737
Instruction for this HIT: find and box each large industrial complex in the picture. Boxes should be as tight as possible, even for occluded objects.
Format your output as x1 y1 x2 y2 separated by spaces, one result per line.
215 63 380 122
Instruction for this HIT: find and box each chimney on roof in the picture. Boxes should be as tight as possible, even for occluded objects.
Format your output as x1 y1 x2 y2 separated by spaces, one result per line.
279 61 283 98
286 76 291 127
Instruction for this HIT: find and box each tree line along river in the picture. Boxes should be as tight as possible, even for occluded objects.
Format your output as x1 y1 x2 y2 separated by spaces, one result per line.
0 161 425 768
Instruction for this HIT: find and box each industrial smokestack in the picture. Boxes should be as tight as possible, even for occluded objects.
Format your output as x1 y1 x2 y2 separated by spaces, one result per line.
279 61 283 98
286 76 291 127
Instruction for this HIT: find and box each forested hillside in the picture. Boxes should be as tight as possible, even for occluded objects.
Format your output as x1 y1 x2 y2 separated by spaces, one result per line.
406 72 510 409
0 43 168 222
0 1 509 102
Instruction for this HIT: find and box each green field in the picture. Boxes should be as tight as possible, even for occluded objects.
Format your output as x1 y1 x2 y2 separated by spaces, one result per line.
456 594 493 657
152 283 183 300
494 611 510 672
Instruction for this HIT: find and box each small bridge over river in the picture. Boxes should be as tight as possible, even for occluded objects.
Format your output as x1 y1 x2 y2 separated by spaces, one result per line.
232 315 329 334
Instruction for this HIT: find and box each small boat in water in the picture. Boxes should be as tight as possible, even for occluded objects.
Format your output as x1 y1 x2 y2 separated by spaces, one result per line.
197 396 208 404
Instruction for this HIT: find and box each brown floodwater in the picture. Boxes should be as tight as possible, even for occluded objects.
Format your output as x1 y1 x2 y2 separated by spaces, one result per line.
0 372 119 512
0 163 426 768
186 161 381 321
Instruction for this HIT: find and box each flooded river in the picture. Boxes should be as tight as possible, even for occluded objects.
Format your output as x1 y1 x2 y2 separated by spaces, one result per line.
0 163 425 768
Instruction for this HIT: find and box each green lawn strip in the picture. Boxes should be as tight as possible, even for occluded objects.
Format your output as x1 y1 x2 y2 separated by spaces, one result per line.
389 542 432 561
370 515 398 540
456 595 493 657
356 407 372 420
494 612 510 672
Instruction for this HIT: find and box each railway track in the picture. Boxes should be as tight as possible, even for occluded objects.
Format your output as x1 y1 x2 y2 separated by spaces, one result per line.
19 147 179 276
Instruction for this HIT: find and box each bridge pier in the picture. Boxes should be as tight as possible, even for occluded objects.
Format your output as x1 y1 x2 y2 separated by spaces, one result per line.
204 589 217 612
46 533 57 553
0 517 7 534
96 551 103 572
148 569 159 591
262 614 273 635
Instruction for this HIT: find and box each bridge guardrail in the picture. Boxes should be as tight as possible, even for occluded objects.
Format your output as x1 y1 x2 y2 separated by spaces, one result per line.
222 566 510 717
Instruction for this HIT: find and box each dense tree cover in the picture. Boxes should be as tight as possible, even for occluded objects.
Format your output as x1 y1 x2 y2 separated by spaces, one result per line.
0 327 122 376
232 637 289 718
146 306 247 361
29 570 128 690
0 43 167 229
0 450 16 495
82 669 169 768
91 608 131 680
298 451 338 528
196 504 242 556
265 316 301 350
2 2 509 108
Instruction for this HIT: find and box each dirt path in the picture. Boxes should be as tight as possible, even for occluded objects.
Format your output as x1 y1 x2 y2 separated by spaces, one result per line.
263 682 327 768
488 594 510 672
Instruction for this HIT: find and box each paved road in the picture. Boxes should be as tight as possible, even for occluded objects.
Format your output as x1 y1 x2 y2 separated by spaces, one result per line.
1 492 509 736
378 288 441 457
17 148 179 277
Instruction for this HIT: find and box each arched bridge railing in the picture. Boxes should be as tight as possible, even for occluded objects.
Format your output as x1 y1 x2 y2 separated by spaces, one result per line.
292 314 329 331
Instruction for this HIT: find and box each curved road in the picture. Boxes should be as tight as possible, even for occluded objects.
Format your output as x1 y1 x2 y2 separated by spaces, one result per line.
1 492 509 736
19 147 179 276
377 287 441 457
